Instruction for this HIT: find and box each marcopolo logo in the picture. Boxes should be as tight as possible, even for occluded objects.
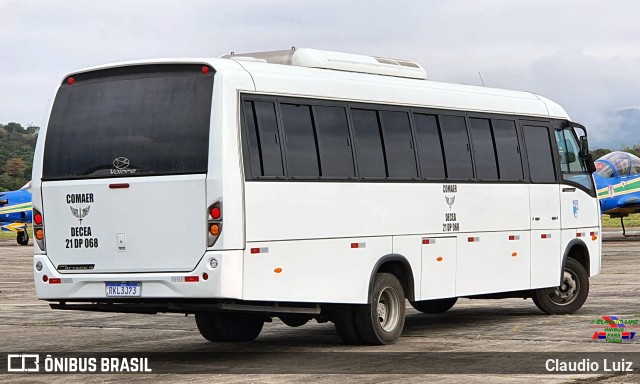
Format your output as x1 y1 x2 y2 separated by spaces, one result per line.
111 157 137 175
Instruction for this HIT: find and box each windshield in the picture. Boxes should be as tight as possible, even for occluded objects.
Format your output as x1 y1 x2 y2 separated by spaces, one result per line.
43 64 213 180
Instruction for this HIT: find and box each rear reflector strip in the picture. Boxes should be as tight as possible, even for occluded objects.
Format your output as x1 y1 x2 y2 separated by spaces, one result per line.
171 276 200 283
43 277 73 284
467 237 479 242
590 231 598 236
109 183 130 189
422 238 435 245
508 235 520 241
577 232 585 238
541 234 552 239
351 242 366 248
250 247 269 254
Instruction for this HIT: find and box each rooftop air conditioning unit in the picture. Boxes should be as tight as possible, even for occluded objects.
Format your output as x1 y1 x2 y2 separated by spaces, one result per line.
220 47 427 80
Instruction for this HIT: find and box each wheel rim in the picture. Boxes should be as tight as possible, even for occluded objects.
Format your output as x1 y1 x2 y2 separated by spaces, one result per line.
545 268 580 305
376 287 400 332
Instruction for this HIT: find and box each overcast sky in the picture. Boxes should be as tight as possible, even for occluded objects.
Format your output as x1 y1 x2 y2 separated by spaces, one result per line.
1 0 639 148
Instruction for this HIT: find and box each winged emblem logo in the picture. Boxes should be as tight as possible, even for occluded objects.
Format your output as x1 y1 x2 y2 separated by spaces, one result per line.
70 205 91 224
445 195 455 211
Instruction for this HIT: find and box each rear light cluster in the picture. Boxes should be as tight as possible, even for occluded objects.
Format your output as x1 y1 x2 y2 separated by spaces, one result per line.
33 208 45 251
207 201 222 247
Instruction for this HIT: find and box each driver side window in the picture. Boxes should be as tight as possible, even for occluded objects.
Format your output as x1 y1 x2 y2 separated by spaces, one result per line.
555 129 593 191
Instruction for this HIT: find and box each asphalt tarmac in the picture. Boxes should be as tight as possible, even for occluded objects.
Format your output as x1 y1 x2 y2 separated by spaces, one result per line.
0 232 638 383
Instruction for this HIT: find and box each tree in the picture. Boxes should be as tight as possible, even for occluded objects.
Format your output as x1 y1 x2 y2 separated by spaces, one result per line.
5 157 27 176
590 148 611 160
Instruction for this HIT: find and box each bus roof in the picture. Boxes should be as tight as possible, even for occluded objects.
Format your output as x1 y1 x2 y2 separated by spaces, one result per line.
63 51 570 120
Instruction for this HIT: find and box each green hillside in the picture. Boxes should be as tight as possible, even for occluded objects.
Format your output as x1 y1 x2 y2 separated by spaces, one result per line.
0 122 38 192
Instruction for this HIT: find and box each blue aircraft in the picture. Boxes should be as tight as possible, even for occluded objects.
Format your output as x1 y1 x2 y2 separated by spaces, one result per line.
0 181 33 245
594 151 640 236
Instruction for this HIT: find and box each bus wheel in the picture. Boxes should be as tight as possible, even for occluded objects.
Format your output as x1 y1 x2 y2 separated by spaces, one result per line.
278 314 310 327
332 304 363 344
533 258 589 315
195 312 264 342
354 273 405 345
17 231 29 246
410 298 457 314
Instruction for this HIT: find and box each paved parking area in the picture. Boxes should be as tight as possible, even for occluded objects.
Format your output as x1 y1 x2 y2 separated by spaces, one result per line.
0 234 638 383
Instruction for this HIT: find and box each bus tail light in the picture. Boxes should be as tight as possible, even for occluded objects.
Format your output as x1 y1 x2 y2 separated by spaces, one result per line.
33 207 46 251
207 201 222 247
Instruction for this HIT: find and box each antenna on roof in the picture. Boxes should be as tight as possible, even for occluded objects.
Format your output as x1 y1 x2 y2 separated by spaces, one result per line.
478 72 485 87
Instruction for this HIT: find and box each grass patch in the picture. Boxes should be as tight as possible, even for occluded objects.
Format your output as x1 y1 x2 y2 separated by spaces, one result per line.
601 215 640 228
0 225 33 240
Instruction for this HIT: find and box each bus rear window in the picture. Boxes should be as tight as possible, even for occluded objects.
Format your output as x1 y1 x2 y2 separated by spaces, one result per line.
43 64 213 180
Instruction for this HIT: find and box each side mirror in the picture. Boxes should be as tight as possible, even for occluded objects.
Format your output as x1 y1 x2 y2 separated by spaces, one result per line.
0 199 8 206
579 136 589 160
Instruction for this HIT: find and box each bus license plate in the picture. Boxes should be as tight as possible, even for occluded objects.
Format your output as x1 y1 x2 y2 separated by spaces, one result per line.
105 282 141 297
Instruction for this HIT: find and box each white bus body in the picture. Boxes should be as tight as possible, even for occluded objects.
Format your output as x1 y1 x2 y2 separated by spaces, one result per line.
32 48 601 344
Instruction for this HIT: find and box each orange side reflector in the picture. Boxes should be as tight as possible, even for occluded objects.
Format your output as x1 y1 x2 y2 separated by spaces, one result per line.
512 252 518 257
436 257 443 262
274 268 282 273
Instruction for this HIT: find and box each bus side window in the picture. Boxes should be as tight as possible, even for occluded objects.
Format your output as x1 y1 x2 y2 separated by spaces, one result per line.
492 120 523 181
280 104 320 178
523 126 556 183
413 113 445 180
351 109 387 179
312 105 355 179
379 111 417 179
439 115 474 180
242 100 285 178
469 118 498 181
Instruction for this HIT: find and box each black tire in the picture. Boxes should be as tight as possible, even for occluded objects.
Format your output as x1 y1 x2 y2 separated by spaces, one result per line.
410 297 457 314
17 231 29 246
353 273 405 345
278 314 310 327
195 312 264 342
332 304 363 344
533 258 589 315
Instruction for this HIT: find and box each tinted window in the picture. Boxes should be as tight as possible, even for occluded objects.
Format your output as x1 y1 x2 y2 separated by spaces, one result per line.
280 104 319 178
413 113 445 179
439 115 473 179
313 106 355 178
252 101 285 177
492 120 523 181
523 126 556 183
380 111 417 179
351 109 386 178
242 101 262 178
43 65 212 180
469 118 498 181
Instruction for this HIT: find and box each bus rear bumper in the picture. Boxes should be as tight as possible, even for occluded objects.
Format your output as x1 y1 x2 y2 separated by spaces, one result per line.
33 250 244 300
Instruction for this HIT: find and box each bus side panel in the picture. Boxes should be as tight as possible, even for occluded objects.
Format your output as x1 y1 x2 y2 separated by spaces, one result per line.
456 231 531 296
392 235 423 300
418 236 457 300
243 237 392 303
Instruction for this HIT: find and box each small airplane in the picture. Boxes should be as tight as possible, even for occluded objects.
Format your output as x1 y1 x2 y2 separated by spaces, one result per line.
0 181 33 245
594 151 640 236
